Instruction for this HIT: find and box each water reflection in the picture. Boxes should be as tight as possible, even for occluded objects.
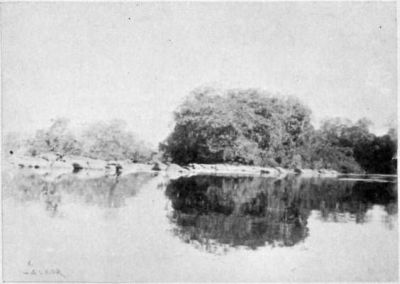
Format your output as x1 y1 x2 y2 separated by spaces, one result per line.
3 170 156 214
166 176 397 251
2 171 398 281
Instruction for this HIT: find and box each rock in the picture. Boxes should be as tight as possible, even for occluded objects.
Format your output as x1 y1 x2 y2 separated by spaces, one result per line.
292 168 339 177
105 162 123 176
72 162 83 173
275 167 287 174
318 169 339 177
116 164 123 176
166 163 190 179
151 162 162 171
167 163 188 173
39 153 58 162
185 163 282 177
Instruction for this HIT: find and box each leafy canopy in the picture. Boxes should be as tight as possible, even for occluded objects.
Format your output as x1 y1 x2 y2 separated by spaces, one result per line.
161 87 314 167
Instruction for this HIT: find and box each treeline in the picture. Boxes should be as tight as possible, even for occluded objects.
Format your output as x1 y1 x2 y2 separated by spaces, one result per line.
4 87 396 174
160 87 397 174
4 118 155 162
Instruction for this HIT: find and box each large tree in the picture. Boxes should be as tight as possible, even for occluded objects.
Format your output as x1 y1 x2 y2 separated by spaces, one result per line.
160 87 314 167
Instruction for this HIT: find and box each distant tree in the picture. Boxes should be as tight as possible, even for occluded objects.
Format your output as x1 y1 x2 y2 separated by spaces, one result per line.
27 118 82 157
24 118 154 162
305 130 362 173
81 119 153 162
354 134 397 174
315 117 397 174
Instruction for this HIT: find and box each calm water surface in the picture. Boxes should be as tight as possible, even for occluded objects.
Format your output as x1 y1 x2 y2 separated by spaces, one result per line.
2 171 398 282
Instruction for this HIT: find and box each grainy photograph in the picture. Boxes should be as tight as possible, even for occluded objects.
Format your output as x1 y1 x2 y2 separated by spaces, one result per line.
1 1 398 282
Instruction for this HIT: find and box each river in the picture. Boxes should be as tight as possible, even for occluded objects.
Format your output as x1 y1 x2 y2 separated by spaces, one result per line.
2 170 398 282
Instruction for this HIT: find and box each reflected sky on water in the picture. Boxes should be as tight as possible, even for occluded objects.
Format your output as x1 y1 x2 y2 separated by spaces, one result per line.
2 171 398 282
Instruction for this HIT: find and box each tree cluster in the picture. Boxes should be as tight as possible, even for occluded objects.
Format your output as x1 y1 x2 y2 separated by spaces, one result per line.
18 118 154 162
160 87 397 174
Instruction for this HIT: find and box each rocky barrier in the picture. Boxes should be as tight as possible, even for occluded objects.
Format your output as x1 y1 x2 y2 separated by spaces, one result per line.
180 163 339 179
4 154 339 180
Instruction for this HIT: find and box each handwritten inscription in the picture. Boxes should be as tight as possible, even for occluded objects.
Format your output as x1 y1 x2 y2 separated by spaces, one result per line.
22 261 66 279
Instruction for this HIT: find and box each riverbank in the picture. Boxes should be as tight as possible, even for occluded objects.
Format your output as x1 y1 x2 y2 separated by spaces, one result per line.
4 153 340 180
181 163 339 178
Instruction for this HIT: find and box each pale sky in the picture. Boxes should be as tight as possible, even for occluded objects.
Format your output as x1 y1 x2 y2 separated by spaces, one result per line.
1 2 397 147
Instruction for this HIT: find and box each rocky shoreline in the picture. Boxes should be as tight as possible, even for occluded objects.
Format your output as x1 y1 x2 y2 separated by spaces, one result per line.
4 153 340 180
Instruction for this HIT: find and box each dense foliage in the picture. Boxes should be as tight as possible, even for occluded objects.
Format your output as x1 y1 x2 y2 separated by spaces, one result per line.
316 118 397 173
161 87 397 174
160 87 313 167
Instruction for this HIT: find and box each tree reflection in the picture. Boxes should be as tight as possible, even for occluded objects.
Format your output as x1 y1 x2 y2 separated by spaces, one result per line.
4 171 155 212
166 176 310 251
166 176 397 251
